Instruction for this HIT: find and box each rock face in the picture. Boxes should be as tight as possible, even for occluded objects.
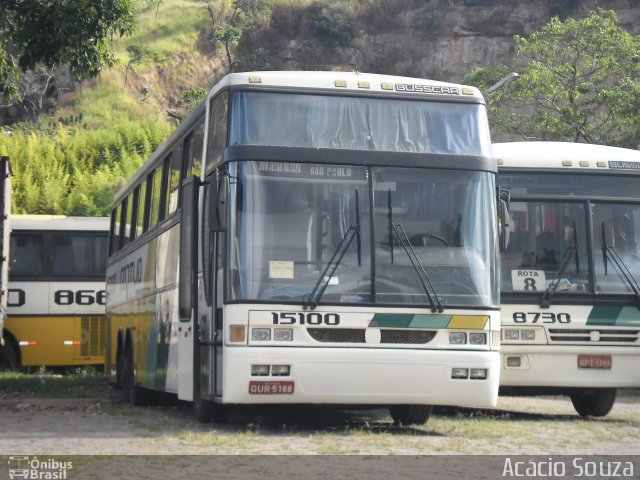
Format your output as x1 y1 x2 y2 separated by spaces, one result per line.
253 0 640 84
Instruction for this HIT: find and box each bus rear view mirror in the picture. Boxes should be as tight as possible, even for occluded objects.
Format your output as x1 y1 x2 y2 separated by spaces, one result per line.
209 172 228 232
498 188 511 252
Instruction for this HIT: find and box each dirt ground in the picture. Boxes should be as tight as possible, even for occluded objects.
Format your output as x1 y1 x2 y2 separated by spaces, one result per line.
1 384 638 456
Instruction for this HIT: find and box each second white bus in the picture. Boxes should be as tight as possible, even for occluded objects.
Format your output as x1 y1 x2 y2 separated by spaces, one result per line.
496 142 640 416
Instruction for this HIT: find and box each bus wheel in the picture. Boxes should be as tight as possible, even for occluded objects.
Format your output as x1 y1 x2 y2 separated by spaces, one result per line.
0 339 19 371
123 347 148 406
570 388 617 417
389 405 433 425
194 394 213 423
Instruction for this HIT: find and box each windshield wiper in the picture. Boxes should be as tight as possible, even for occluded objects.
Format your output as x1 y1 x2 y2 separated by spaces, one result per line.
391 222 444 313
601 222 640 308
303 190 361 310
540 221 578 308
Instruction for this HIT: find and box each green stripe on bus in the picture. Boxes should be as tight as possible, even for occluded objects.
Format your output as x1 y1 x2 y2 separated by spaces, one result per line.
616 307 640 327
586 306 640 326
409 314 452 328
586 306 622 326
369 314 451 328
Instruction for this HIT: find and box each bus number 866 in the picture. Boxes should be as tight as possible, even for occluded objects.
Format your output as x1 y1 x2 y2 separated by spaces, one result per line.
54 290 106 306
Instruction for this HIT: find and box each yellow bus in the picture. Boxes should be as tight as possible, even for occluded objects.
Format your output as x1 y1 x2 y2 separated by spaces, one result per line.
106 71 502 425
1 215 109 369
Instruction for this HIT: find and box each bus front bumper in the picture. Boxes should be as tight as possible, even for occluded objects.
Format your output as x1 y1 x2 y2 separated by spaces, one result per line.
222 347 499 407
500 345 640 388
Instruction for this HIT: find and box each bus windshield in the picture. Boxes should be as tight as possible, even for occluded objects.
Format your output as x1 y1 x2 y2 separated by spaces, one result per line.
499 171 640 296
227 161 498 308
230 91 491 156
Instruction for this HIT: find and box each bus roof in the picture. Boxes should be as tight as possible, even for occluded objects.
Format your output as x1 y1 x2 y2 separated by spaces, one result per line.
494 141 640 171
11 215 109 232
207 71 483 99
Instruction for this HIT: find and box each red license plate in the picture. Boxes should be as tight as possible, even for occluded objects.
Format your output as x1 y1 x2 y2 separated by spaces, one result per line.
578 355 612 369
248 381 295 395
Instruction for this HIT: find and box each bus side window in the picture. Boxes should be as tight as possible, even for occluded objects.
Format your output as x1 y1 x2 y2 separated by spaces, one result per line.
191 121 205 178
130 184 140 242
165 152 181 217
138 180 148 235
110 203 121 255
149 167 162 230
182 133 193 180
119 195 129 250
207 92 228 173
53 234 108 276
10 233 45 276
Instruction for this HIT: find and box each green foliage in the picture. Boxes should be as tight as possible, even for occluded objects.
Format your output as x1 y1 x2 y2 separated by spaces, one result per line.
0 118 171 216
307 2 356 48
464 9 640 148
0 0 136 99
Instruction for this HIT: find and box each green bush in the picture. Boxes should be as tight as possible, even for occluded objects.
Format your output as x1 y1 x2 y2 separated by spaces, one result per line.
307 3 356 48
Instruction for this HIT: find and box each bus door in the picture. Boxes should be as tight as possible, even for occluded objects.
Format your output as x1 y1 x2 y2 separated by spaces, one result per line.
196 172 223 401
177 176 198 401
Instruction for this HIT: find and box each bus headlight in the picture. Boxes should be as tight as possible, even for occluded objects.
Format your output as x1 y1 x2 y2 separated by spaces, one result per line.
520 330 536 341
469 333 486 345
252 328 271 341
274 328 293 341
503 329 520 341
449 332 467 344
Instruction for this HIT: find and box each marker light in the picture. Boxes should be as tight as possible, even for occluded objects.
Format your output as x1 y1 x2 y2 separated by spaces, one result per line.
252 328 271 341
449 332 467 345
229 325 246 343
469 333 487 345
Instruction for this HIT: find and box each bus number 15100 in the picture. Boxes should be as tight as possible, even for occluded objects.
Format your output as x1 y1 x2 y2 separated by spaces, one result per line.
271 312 340 325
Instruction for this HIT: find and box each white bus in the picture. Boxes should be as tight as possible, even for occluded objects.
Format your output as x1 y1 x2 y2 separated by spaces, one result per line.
495 142 640 417
1 215 109 369
106 71 501 425
0 156 10 367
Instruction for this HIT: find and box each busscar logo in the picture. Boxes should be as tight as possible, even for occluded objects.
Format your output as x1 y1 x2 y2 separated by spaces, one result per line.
8 457 73 480
395 83 460 95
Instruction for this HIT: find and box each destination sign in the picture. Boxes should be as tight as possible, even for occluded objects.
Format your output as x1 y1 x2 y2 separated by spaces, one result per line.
608 160 640 170
256 161 367 180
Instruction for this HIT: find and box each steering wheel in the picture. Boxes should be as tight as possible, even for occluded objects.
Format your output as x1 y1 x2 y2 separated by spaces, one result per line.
410 233 449 246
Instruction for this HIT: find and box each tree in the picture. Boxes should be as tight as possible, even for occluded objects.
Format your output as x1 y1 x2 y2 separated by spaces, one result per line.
0 0 136 100
464 9 640 149
124 45 150 85
203 0 272 74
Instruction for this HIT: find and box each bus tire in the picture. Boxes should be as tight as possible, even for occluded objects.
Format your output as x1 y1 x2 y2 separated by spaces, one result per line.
194 394 213 423
0 337 19 371
389 405 433 425
570 388 617 417
123 346 148 406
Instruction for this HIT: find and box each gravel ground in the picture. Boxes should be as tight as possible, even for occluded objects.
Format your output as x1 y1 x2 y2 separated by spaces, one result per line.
1 385 638 456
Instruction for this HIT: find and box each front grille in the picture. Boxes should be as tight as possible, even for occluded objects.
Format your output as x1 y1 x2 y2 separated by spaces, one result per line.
548 328 640 344
81 316 107 356
306 328 437 344
380 329 437 344
307 328 366 343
